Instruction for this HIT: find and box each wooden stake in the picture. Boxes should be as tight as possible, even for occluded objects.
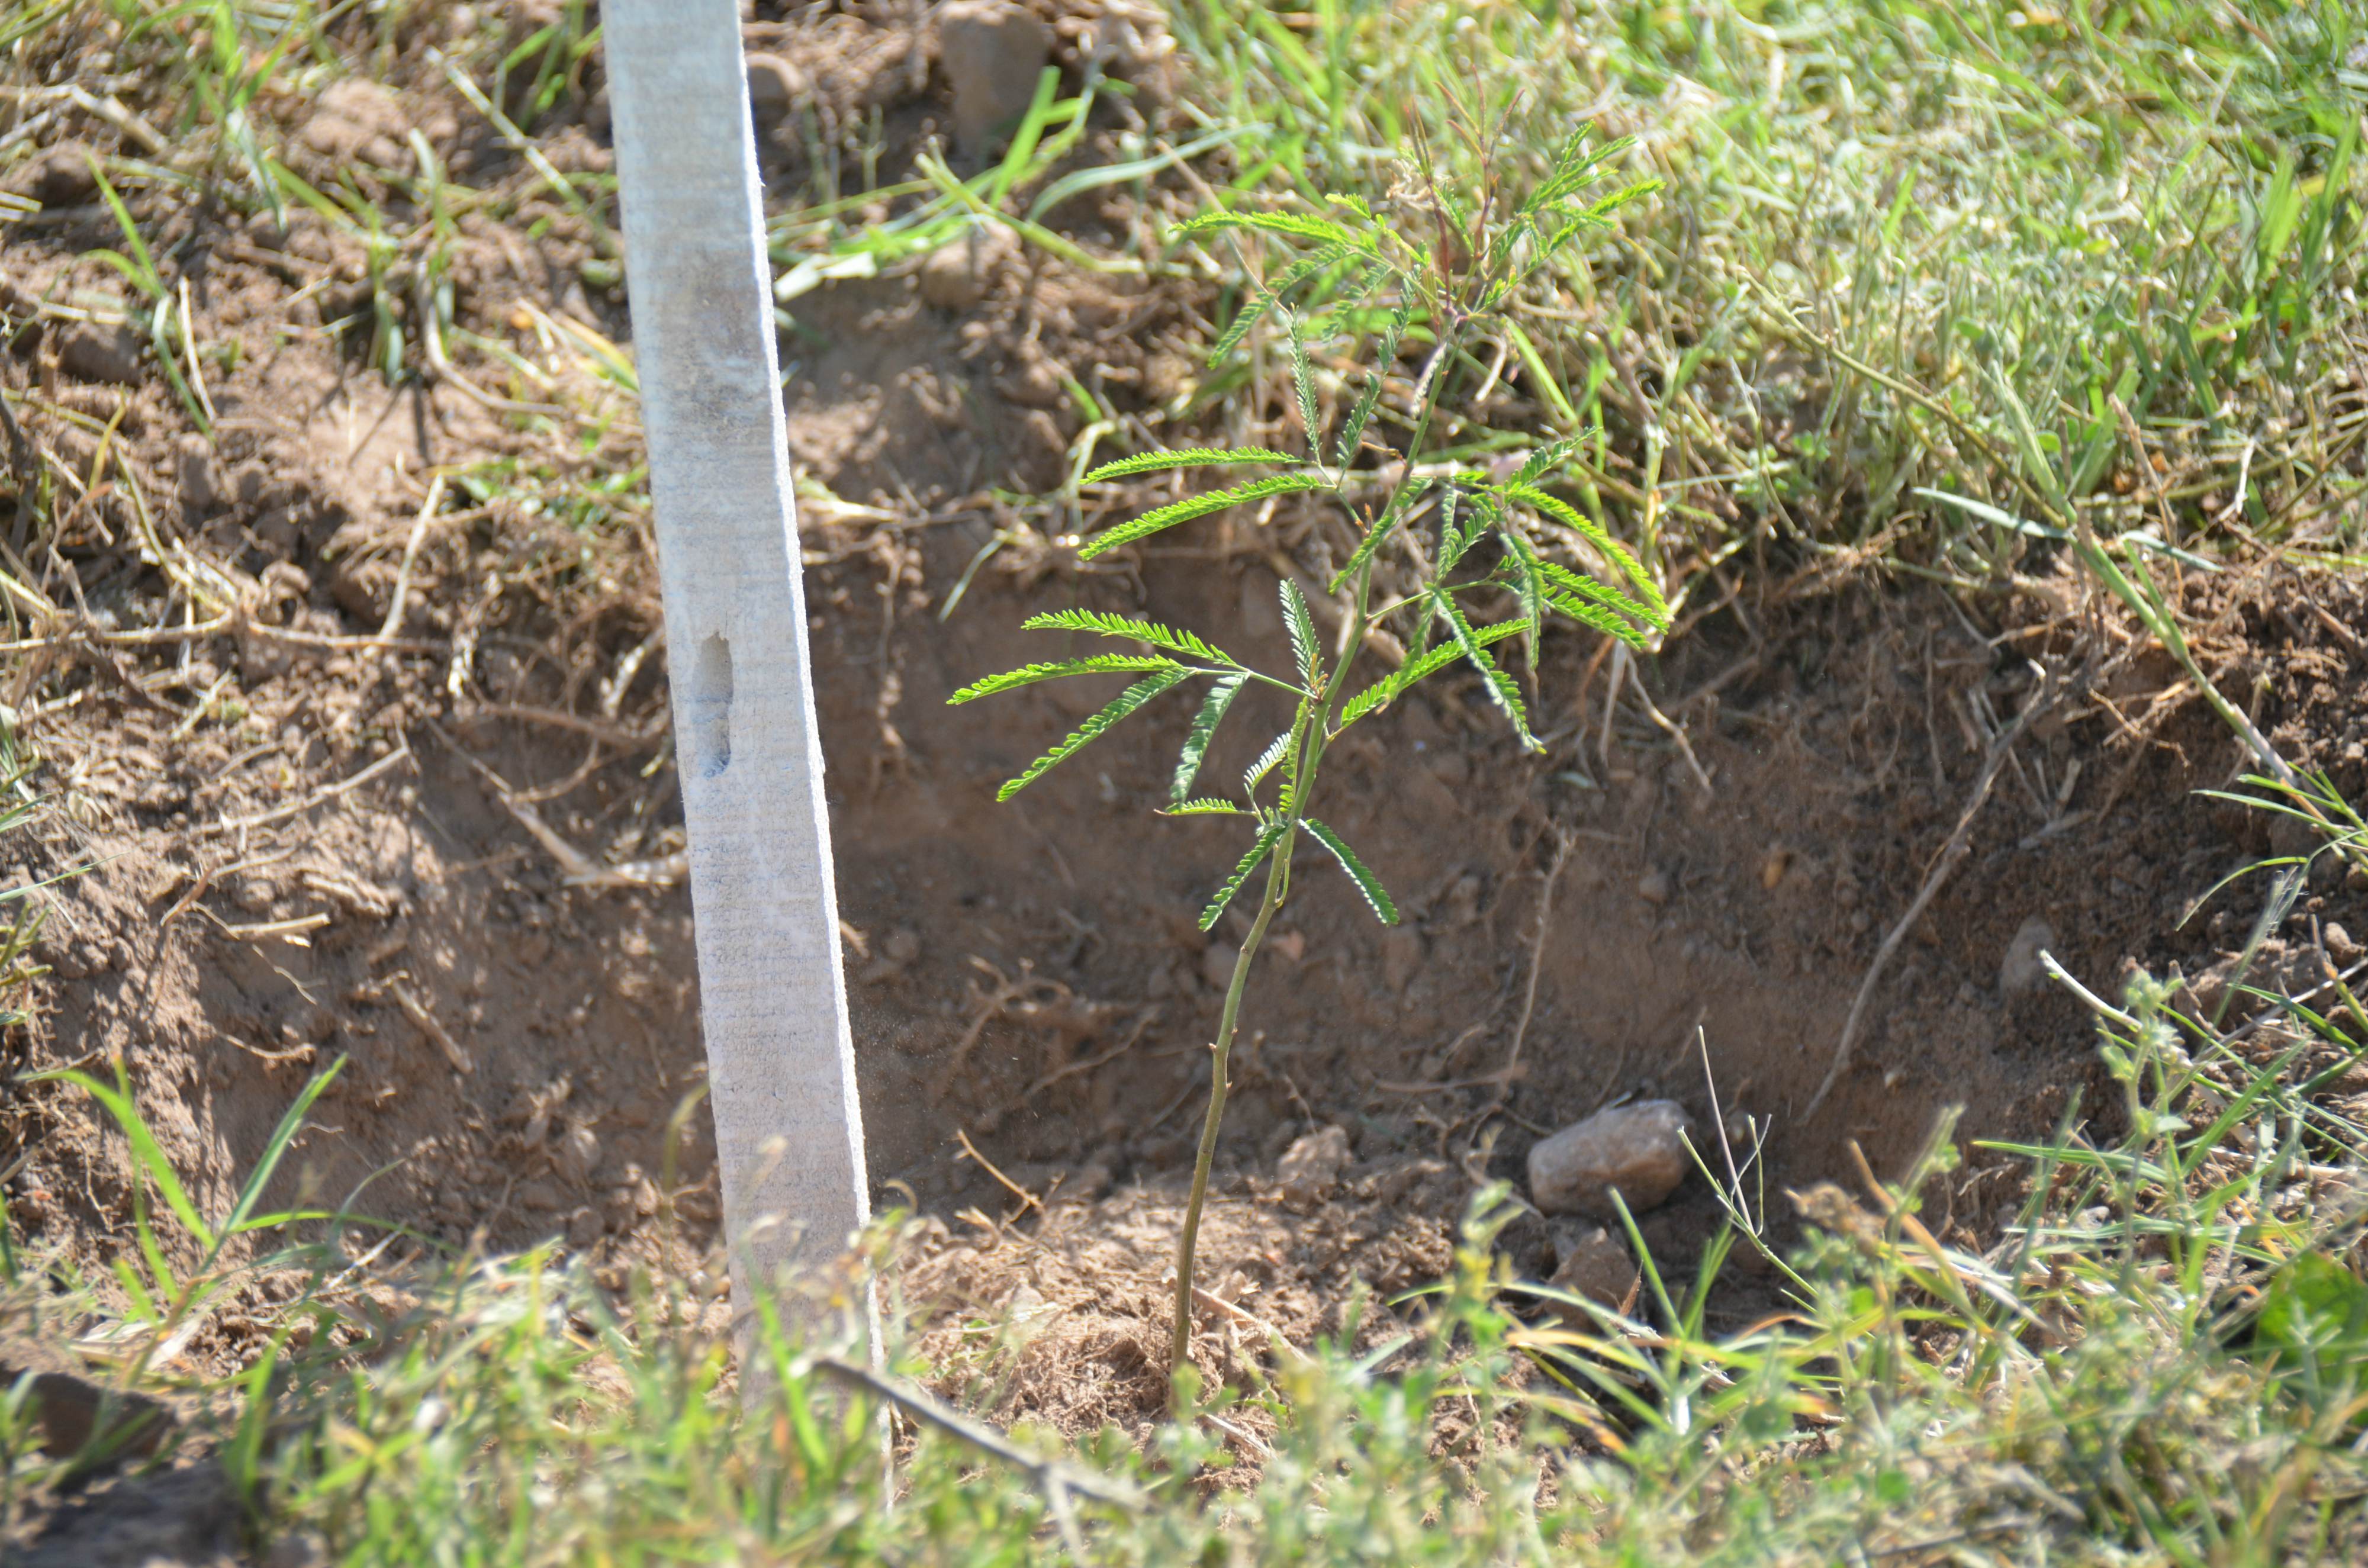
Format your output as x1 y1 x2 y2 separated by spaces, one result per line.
603 1 869 1311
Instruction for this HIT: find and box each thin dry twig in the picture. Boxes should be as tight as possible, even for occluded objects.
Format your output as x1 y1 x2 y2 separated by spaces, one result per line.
200 736 414 837
810 1352 1148 1552
427 720 686 888
1804 661 2071 1119
955 1128 1045 1219
390 978 473 1075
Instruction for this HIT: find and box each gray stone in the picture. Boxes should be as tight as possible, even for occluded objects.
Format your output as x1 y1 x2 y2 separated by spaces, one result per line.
1527 1099 1691 1219
1276 1124 1351 1209
938 0 1053 152
1636 867 1671 904
2000 916 2057 996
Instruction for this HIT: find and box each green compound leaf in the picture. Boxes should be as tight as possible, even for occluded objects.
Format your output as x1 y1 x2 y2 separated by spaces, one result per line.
1079 474 1330 561
948 655 1185 705
995 667 1192 800
1288 311 1321 454
1208 246 1345 365
1305 819 1397 925
1162 797 1249 816
1243 729 1294 797
1431 587 1538 751
1508 431 1593 490
1172 671 1248 803
1327 480 1429 594
1333 295 1413 470
1080 448 1298 484
1334 617 1526 730
1279 578 1320 687
1501 528 1547 660
1175 208 1373 252
1527 553 1661 632
1199 819 1288 931
1500 481 1668 626
1021 608 1238 665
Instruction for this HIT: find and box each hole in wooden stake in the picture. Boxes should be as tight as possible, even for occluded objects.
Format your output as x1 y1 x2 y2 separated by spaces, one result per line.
691 632 733 778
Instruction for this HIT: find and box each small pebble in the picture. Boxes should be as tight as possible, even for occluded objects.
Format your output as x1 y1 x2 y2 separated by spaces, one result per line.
1636 868 1671 904
1527 1099 1691 1219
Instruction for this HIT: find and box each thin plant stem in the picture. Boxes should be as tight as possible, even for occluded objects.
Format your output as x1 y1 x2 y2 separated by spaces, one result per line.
1169 332 1462 1382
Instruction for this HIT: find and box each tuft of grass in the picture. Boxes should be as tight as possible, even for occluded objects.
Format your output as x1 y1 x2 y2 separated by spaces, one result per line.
1155 0 2368 607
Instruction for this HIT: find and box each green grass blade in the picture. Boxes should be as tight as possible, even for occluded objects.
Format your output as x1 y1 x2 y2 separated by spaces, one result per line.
87 156 161 298
214 1058 346 1261
996 668 1192 800
29 1067 214 1250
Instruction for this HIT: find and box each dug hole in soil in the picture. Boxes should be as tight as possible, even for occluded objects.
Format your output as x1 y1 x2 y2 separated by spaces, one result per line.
4 0 2367 1448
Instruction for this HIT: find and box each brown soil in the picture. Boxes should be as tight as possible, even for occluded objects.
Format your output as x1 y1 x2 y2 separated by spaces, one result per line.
4 0 2367 1501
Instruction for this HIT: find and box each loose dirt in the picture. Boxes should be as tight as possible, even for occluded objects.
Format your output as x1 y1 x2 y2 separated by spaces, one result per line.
4 0 2366 1467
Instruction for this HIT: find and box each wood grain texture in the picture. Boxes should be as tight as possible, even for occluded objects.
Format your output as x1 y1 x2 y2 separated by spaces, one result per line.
602 0 868 1299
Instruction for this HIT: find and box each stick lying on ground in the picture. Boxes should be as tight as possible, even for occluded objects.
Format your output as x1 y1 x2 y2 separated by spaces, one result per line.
1804 662 2071 1119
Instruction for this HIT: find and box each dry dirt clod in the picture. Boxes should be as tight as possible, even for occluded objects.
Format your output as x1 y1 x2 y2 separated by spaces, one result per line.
300 78 411 169
14 140 99 208
2328 923 2362 967
55 321 144 385
937 0 1054 152
558 1120 602 1183
1527 1099 1691 1219
1198 941 1240 996
1275 1125 1351 1210
745 51 811 140
2000 916 2057 997
1547 1222 1640 1319
918 221 1017 311
1636 867 1671 905
175 432 221 518
0 1338 175 1463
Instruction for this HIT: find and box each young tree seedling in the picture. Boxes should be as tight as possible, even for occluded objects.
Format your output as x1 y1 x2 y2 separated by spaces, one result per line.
953 129 1665 1379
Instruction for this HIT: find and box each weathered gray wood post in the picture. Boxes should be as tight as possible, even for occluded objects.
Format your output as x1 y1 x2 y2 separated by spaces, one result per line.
602 1 870 1316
